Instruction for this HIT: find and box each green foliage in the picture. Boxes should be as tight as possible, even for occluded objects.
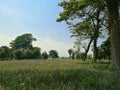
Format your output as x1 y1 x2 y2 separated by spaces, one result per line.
57 0 89 22
68 48 73 58
10 33 36 50
42 51 48 60
74 52 86 60
70 21 94 39
49 50 59 59
98 37 111 60
14 50 24 59
0 46 13 60
14 47 41 60
31 47 41 59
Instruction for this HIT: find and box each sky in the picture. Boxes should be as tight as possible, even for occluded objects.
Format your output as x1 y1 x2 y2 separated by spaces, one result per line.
0 0 75 57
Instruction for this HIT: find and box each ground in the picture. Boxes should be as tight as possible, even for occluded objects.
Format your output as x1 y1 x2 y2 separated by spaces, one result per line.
0 59 119 90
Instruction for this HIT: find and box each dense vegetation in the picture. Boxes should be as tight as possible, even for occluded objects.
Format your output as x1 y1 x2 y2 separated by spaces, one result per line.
0 60 120 90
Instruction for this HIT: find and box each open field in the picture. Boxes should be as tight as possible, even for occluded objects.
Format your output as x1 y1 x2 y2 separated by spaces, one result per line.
0 60 120 90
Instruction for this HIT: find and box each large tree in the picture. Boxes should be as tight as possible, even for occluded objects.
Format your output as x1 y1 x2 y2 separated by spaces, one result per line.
57 0 107 63
9 33 42 60
57 0 120 66
10 33 36 50
89 0 120 66
106 0 120 67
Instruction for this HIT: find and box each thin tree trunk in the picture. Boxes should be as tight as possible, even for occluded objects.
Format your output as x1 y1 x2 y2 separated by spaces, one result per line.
92 10 100 63
107 1 120 67
83 36 94 61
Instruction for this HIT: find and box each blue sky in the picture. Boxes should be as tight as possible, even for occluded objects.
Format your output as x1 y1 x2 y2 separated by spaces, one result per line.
0 0 74 56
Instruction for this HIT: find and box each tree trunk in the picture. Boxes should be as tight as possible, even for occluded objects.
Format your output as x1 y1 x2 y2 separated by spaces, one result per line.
93 36 98 63
83 36 94 61
93 10 100 63
107 1 120 67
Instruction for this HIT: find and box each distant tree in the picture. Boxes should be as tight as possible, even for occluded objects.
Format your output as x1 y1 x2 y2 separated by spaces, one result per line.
23 49 32 59
49 50 59 59
71 51 75 60
0 47 6 60
75 52 81 60
9 33 42 60
10 33 36 50
68 48 73 58
0 46 12 60
14 50 24 60
31 47 41 59
74 36 81 58
73 52 85 60
14 47 41 60
42 51 48 60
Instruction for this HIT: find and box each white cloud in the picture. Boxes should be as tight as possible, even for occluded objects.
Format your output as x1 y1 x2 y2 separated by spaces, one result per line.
33 38 73 57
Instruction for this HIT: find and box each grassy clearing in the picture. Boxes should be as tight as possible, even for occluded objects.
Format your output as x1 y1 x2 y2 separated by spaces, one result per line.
0 60 120 90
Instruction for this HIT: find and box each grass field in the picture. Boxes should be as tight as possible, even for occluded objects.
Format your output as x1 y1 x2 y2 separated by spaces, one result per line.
0 60 120 90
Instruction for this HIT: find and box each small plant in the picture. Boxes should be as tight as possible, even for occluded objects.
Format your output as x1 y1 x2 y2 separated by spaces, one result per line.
18 83 26 90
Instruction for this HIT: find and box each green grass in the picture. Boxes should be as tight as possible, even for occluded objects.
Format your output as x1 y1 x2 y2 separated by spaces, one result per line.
0 60 120 90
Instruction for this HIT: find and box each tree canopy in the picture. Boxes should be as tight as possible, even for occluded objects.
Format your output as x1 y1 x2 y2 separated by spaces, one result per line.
10 33 36 50
49 50 59 59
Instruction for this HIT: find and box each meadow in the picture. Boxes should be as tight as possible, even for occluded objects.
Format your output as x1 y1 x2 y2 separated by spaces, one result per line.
0 59 120 90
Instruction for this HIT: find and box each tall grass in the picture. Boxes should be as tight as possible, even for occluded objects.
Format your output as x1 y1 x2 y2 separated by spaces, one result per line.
0 60 119 90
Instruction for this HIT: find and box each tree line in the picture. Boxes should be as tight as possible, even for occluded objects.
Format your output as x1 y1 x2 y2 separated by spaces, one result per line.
0 33 59 60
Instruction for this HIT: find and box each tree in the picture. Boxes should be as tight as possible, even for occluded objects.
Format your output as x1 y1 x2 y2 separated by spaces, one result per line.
42 51 48 60
49 50 59 59
68 48 73 58
57 0 120 66
14 47 41 60
83 0 120 66
9 33 43 60
106 0 120 67
31 47 41 59
10 33 36 50
71 21 95 61
57 0 106 63
14 50 24 59
0 46 12 60
74 36 81 57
